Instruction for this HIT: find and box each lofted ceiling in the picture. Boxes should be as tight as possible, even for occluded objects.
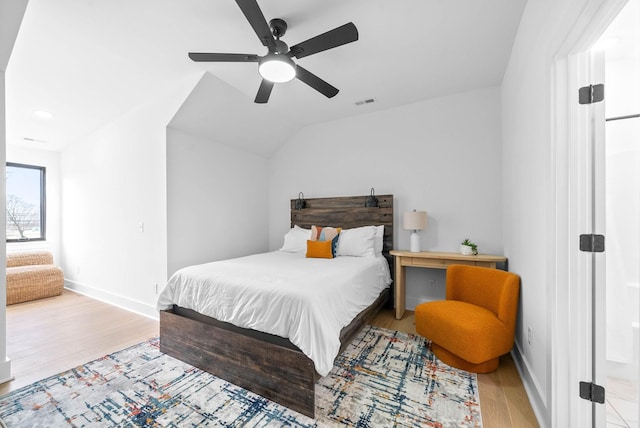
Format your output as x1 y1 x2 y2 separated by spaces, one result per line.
6 0 527 154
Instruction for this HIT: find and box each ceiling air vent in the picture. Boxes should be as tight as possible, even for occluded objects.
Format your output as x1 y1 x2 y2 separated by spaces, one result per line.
23 137 48 144
355 97 376 106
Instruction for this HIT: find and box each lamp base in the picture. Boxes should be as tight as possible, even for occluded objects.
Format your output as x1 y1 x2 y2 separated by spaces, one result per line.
410 231 421 252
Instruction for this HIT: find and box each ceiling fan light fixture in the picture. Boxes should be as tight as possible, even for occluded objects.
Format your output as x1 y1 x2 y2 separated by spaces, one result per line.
258 54 296 83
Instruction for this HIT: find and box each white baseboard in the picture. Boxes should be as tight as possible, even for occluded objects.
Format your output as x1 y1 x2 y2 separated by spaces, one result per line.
64 280 159 321
0 358 13 386
405 296 426 311
511 342 547 427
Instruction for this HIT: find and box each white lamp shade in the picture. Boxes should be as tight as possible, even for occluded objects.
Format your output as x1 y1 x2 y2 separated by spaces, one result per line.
403 210 427 231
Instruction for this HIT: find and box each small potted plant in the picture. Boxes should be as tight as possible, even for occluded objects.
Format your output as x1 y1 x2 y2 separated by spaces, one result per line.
460 239 478 255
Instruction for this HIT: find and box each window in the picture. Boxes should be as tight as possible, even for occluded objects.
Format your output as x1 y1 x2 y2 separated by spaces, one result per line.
6 163 46 242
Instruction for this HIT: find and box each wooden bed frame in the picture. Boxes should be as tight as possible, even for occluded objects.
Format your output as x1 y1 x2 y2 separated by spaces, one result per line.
159 194 394 418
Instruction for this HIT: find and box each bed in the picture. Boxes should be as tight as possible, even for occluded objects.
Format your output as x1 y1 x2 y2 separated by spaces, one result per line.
158 194 394 418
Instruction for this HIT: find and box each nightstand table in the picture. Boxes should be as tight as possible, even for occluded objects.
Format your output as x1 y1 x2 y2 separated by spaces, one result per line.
390 250 507 319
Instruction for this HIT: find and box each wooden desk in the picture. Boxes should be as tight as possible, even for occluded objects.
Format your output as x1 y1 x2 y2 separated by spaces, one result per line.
390 250 507 319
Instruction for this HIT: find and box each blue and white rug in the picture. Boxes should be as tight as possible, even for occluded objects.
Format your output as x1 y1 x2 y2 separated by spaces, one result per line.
0 325 481 427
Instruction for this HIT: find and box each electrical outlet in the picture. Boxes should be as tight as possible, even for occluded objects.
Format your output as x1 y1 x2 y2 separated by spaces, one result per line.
527 326 533 348
428 279 436 289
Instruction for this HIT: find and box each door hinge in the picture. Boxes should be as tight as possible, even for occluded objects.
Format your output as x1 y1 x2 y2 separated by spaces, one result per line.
579 234 605 252
579 381 605 404
579 84 604 105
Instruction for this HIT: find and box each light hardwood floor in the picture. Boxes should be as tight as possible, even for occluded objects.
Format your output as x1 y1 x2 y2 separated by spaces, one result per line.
370 309 540 427
0 289 158 395
1 290 538 426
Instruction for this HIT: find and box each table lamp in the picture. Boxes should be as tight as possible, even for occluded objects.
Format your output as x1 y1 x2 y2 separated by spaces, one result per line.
403 210 427 252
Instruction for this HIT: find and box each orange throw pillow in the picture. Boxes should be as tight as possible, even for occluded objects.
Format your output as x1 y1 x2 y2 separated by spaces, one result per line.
306 240 334 259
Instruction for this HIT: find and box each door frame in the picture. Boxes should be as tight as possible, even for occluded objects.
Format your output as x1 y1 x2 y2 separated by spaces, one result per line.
551 0 628 425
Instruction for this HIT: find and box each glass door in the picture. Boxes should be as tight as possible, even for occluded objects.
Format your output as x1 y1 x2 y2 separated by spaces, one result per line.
604 111 639 428
595 2 640 425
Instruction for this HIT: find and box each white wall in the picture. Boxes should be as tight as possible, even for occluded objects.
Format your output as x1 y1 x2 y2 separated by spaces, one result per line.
60 75 199 318
0 72 9 384
0 0 30 385
166 127 269 276
5 145 61 262
268 86 503 308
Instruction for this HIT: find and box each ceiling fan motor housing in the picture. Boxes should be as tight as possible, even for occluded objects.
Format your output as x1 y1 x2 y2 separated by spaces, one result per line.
269 18 287 38
274 39 288 54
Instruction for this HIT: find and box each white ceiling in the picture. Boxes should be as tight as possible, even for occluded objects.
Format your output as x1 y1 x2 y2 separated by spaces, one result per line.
6 0 527 153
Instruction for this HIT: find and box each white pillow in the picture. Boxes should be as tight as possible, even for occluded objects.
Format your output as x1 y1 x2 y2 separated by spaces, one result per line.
280 226 310 254
336 226 376 257
374 225 384 255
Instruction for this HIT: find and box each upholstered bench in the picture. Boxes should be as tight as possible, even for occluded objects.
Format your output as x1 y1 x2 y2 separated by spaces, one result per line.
6 251 64 305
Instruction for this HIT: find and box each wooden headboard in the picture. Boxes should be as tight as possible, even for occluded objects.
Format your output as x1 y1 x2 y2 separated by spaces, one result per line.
290 194 394 284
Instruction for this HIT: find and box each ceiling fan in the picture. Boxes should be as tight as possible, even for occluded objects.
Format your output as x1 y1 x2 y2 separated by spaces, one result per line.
188 0 358 103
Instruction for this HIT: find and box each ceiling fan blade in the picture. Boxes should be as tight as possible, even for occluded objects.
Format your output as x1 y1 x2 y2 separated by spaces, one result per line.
189 52 259 62
289 22 358 59
235 0 276 50
255 79 274 103
295 65 339 98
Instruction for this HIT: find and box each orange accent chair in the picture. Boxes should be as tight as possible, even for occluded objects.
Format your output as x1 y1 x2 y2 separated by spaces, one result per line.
415 264 520 373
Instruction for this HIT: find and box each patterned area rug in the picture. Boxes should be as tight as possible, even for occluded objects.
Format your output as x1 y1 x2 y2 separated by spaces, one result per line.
0 325 481 427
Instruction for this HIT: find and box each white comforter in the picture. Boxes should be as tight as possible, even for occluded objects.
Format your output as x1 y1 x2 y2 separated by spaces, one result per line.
156 251 391 376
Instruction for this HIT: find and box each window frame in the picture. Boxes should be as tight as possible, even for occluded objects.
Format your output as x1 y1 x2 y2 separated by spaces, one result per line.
6 162 46 242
